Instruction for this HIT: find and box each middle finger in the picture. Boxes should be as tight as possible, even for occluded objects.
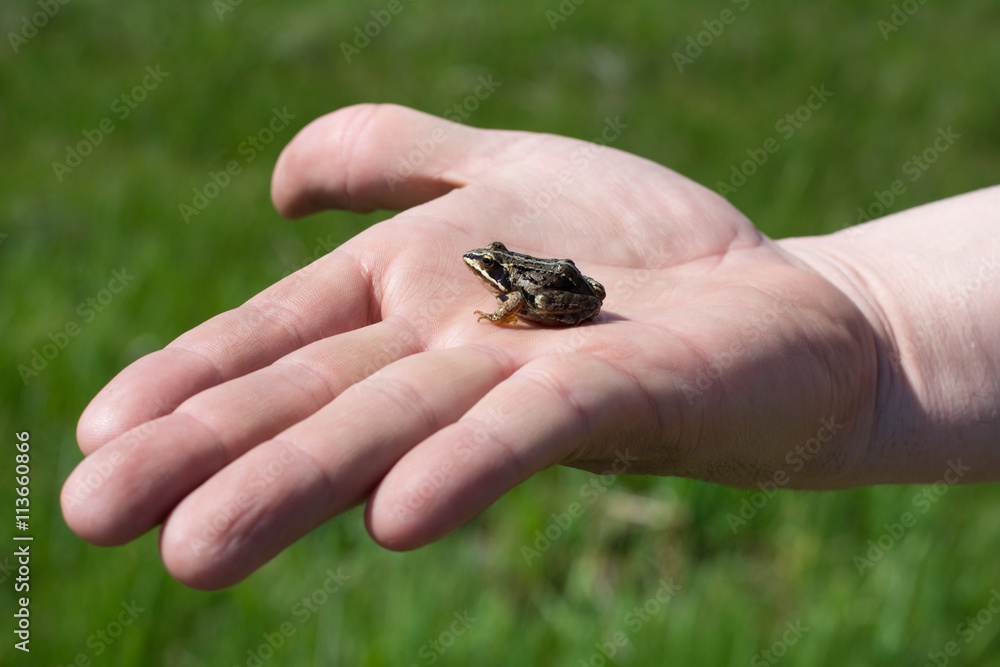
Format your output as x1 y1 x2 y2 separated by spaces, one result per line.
159 344 512 589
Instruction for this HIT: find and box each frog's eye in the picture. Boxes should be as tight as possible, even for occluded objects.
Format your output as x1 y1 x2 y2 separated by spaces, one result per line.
481 255 495 268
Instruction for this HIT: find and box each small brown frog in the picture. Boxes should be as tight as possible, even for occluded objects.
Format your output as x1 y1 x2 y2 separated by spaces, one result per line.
462 242 606 326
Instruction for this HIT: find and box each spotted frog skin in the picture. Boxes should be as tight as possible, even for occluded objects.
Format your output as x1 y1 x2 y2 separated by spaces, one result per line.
462 242 606 326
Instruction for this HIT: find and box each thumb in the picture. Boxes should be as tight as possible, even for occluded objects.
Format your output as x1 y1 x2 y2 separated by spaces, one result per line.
271 103 486 218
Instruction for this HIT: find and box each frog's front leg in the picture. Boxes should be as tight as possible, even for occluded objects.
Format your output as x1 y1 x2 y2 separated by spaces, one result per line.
475 291 524 325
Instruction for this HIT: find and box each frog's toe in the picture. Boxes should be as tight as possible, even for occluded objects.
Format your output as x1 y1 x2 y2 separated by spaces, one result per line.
474 309 518 325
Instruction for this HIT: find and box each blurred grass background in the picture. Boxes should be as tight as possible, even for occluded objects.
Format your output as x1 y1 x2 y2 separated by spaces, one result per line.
2 0 999 665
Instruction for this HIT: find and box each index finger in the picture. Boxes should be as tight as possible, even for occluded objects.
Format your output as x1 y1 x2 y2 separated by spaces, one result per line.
76 253 371 452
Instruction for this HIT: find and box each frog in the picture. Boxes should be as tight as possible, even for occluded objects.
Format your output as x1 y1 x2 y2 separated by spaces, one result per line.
462 241 606 326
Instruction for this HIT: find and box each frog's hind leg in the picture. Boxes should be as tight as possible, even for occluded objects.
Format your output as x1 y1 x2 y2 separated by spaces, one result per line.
533 292 602 324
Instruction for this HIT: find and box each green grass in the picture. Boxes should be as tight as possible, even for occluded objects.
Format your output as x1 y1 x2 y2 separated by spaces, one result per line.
3 0 1000 664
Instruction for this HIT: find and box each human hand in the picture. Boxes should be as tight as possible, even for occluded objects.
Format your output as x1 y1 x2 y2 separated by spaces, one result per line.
62 104 878 589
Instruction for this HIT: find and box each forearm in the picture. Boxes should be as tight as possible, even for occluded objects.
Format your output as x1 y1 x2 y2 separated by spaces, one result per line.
779 185 1000 484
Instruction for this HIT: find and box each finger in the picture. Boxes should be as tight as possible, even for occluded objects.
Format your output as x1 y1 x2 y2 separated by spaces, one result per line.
76 250 374 452
366 354 663 550
272 103 495 217
157 346 513 589
62 321 419 545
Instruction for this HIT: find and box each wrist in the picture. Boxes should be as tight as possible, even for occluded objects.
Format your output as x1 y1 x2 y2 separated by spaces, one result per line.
778 187 1000 484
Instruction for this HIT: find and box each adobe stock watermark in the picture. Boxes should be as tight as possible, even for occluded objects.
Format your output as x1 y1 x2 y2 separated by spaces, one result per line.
750 619 810 667
672 0 752 72
442 74 501 124
18 267 136 385
213 0 245 20
0 555 16 586
921 588 1000 667
578 577 683 667
389 331 589 528
392 402 509 523
235 567 351 667
715 84 833 197
383 74 501 192
61 420 159 509
726 416 844 534
282 234 340 277
340 0 415 63
510 115 628 231
848 126 960 229
877 0 930 41
407 269 513 336
189 441 304 556
407 610 477 667
522 449 639 565
7 0 71 54
610 243 674 302
179 106 296 224
51 66 170 182
354 328 421 382
680 298 797 405
853 459 970 575
947 248 999 309
544 0 586 30
51 600 145 666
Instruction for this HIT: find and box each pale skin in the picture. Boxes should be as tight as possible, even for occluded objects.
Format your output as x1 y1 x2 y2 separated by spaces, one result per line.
61 104 1000 590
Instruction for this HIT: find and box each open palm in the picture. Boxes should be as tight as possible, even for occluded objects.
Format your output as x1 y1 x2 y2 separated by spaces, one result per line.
62 104 874 589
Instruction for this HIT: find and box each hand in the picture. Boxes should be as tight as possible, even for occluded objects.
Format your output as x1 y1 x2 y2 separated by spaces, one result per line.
62 104 877 589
